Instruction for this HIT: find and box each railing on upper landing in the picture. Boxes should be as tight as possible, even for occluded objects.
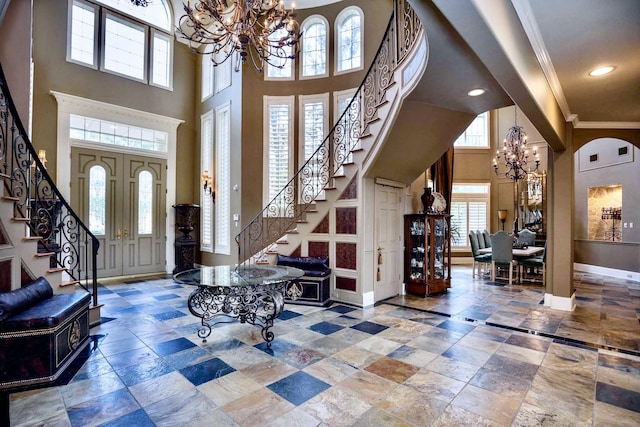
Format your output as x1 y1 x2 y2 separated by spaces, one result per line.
0 62 100 306
235 0 423 265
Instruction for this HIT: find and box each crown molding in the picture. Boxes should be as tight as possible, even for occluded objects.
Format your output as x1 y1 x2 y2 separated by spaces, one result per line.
511 0 571 121
574 121 640 130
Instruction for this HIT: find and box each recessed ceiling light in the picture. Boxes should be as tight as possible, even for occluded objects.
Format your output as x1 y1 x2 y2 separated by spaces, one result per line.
468 88 485 97
589 66 615 77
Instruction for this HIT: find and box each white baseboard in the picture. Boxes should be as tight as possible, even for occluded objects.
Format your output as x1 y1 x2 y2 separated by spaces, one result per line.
574 263 640 282
544 292 576 311
362 291 375 308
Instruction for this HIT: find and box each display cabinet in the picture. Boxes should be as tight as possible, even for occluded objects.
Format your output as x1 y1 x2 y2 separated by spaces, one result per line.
404 214 451 296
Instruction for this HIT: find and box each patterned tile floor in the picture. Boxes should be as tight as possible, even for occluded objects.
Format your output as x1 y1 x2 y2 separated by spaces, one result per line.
8 266 640 426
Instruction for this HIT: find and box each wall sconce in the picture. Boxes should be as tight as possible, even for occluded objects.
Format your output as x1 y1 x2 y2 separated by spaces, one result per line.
497 209 508 231
31 149 47 169
202 169 215 202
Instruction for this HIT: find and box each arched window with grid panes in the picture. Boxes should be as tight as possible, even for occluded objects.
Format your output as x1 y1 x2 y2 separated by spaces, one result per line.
301 15 329 79
335 6 363 74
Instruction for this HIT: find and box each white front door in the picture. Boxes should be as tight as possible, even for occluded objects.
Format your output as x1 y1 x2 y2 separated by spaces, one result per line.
71 148 167 278
374 184 403 301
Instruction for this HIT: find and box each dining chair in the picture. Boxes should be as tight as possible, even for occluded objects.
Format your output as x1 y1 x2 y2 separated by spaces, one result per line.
475 230 486 250
482 229 491 248
517 229 536 246
520 241 546 284
489 230 516 285
469 232 491 278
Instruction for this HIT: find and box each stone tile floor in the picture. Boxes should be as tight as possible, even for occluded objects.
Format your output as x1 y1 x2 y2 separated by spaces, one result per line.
8 266 640 426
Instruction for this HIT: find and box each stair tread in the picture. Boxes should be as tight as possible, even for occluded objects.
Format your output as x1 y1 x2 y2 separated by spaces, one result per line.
11 217 30 222
23 236 43 241
60 280 80 287
47 267 67 273
1 196 20 202
35 252 56 258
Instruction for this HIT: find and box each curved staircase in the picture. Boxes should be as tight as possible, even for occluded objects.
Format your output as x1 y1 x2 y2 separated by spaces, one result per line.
236 0 427 266
0 62 101 324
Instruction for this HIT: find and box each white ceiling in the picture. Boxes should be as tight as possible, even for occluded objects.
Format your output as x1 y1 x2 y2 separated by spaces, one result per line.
517 0 640 128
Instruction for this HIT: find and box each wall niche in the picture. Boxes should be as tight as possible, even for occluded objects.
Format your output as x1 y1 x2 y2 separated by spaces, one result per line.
588 184 622 241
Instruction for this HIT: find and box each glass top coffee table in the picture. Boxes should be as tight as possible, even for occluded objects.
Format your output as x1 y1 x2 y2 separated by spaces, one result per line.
173 265 303 347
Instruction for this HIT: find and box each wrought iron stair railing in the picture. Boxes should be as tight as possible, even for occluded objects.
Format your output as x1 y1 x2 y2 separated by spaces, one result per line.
0 62 100 307
236 0 422 264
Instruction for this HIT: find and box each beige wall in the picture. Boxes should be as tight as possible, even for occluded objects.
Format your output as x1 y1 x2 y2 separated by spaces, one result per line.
0 0 32 129
410 106 551 234
31 0 197 196
574 140 640 274
239 0 393 228
409 105 640 276
196 58 244 266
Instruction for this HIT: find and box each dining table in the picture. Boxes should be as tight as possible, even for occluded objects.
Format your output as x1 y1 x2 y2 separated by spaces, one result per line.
478 246 544 284
478 246 545 257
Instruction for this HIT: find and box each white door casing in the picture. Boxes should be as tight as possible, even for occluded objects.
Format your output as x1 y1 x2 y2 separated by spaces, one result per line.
51 91 183 275
72 148 167 277
374 183 403 301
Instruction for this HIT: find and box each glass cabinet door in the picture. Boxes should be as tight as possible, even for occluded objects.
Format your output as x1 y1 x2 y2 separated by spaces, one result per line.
408 218 425 281
405 214 451 296
433 217 447 279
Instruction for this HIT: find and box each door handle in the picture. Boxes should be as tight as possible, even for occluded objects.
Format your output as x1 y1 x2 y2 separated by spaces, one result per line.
116 229 121 240
123 228 129 238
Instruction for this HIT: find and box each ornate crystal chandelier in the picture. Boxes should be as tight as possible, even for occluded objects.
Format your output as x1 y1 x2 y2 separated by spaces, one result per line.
177 0 301 72
493 108 539 181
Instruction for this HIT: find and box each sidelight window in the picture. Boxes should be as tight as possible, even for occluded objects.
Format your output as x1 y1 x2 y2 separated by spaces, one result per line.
88 165 106 235
138 170 153 235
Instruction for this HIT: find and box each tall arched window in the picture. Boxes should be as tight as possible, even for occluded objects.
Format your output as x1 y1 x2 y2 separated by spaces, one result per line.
89 165 106 235
301 16 328 78
335 6 363 74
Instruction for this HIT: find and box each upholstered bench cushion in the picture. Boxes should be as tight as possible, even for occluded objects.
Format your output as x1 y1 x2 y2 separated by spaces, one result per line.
0 292 90 331
0 277 53 321
277 255 331 277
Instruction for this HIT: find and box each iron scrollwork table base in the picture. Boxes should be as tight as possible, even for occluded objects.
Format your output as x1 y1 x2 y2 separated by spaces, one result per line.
174 265 303 347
